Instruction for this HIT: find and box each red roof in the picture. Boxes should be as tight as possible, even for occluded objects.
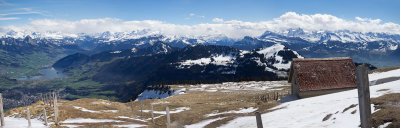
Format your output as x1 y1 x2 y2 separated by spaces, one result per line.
288 57 357 91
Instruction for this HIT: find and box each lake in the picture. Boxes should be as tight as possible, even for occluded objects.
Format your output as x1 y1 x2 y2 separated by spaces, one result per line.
16 67 66 80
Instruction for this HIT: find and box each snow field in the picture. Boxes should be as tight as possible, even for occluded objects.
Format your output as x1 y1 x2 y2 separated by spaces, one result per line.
220 69 400 128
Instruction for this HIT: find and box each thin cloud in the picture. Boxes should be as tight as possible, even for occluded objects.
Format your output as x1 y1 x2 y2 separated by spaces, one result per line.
0 17 19 20
188 13 205 19
0 0 12 6
0 8 49 16
1 12 400 39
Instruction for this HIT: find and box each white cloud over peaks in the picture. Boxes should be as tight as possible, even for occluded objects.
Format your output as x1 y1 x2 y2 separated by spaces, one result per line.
1 12 400 39
267 12 399 33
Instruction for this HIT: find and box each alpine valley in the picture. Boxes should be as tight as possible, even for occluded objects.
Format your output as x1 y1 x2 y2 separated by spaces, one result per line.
0 28 398 108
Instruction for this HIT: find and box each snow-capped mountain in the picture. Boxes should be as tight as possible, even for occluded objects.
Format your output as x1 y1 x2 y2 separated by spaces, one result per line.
3 28 400 53
255 44 303 71
1 30 236 47
4 28 400 44
254 28 400 67
262 28 400 43
2 28 400 67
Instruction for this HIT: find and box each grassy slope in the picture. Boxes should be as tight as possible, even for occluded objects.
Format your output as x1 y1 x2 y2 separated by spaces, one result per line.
0 51 66 78
6 67 400 128
5 81 290 127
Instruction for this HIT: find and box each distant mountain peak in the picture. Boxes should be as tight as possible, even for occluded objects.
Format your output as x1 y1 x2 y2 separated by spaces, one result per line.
260 28 400 43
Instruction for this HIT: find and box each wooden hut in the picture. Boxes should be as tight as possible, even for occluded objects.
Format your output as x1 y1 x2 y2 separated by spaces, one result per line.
288 57 357 98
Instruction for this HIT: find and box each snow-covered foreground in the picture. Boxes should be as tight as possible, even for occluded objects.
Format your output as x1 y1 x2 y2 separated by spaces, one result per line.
220 69 400 128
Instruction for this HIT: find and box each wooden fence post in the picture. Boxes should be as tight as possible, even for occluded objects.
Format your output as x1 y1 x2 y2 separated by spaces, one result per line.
49 92 53 107
356 64 372 128
53 92 59 125
46 94 49 106
130 99 134 117
43 94 47 105
255 111 263 128
39 93 42 102
0 93 5 126
151 103 154 124
43 108 48 126
166 106 170 128
140 100 143 117
27 108 31 127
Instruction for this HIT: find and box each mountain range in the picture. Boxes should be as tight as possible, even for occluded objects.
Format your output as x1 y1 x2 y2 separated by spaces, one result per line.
3 29 399 64
1 28 399 102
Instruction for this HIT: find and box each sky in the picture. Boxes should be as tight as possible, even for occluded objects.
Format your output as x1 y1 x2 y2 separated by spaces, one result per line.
1 0 400 38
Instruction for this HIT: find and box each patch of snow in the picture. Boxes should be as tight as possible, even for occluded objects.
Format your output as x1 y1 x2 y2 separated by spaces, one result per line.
103 110 118 113
212 54 236 65
137 88 186 101
272 55 291 70
256 44 285 58
177 53 236 69
131 48 137 53
205 107 257 117
137 90 172 100
378 122 392 128
173 88 186 95
142 107 191 114
60 124 84 128
185 117 226 128
116 116 148 122
205 88 218 92
239 50 250 57
62 118 124 123
389 44 398 50
73 106 118 113
3 117 48 128
180 58 211 67
92 101 111 105
73 106 100 113
117 116 131 119
110 51 121 54
152 101 170 105
117 115 164 123
369 69 400 81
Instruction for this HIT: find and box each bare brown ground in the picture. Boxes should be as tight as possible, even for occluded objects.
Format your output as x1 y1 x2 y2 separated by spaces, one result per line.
371 93 400 128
